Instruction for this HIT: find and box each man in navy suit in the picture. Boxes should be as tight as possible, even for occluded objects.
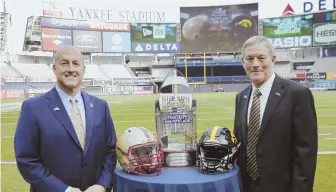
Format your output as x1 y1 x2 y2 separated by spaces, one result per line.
14 46 117 192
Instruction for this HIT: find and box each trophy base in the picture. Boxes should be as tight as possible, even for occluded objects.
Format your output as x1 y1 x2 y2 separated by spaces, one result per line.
163 150 196 167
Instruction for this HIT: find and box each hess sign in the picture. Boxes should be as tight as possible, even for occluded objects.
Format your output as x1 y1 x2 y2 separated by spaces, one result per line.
313 22 336 46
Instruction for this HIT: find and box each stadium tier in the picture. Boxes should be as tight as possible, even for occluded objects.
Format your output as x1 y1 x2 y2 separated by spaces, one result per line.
1 49 335 94
1 6 336 97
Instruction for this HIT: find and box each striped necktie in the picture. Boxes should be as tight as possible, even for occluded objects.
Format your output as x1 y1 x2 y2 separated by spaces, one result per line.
246 88 262 180
70 98 85 149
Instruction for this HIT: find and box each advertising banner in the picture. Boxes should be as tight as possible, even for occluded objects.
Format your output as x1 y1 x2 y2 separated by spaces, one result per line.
131 23 177 42
131 42 180 53
279 73 306 79
73 30 102 52
313 21 336 46
3 78 26 83
322 46 336 57
306 72 327 80
0 89 25 99
180 3 258 53
29 77 56 82
313 10 336 23
263 14 313 48
40 17 130 32
113 77 152 85
102 32 131 52
93 79 113 86
41 27 73 51
327 72 334 80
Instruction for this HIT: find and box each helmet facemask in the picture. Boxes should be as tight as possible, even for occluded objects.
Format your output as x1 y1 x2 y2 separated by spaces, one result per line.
127 141 164 176
197 142 234 174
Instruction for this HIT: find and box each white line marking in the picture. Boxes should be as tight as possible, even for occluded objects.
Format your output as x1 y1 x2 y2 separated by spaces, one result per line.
4 113 333 118
0 161 16 164
1 123 17 125
318 151 336 155
319 134 331 136
2 151 336 165
1 136 13 139
319 126 336 128
197 99 234 113
1 111 234 118
1 120 335 129
324 138 336 140
114 117 234 123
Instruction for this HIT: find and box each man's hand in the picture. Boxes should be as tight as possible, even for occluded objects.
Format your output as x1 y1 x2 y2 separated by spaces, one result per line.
71 188 82 192
84 185 106 192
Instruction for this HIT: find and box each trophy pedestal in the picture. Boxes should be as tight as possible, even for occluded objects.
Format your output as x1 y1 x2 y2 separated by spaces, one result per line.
163 149 197 167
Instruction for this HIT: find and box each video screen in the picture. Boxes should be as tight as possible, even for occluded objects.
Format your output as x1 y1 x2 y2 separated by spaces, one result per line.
180 3 258 53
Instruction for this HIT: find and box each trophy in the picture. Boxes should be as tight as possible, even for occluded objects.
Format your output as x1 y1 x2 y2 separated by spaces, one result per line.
155 69 197 167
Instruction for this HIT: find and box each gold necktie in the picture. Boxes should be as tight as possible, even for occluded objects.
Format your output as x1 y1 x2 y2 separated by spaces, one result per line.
70 98 85 149
246 89 262 180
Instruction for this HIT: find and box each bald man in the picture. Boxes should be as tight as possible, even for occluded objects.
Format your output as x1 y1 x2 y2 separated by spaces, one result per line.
14 46 117 192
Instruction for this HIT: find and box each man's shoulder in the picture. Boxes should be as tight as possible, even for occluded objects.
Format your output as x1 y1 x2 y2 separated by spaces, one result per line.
23 92 49 105
19 94 49 113
278 76 310 93
83 92 108 105
236 84 251 98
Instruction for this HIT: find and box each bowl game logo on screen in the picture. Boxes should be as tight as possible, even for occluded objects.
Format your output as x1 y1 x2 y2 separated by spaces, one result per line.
180 3 258 53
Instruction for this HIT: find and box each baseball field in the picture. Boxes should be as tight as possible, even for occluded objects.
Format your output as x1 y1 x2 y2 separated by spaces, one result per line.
1 92 335 191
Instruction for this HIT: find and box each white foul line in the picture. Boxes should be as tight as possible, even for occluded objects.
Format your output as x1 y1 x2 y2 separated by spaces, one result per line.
2 150 336 165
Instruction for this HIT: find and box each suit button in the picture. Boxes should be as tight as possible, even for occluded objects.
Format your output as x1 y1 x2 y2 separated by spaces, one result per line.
81 162 86 167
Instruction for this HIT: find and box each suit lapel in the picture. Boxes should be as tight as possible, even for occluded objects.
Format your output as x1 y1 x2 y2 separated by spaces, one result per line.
47 88 82 148
260 75 285 136
82 92 94 156
241 86 252 145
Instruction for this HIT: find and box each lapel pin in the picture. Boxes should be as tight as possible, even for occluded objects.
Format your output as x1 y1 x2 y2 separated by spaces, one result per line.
90 103 94 108
276 92 281 96
53 107 60 111
244 95 247 99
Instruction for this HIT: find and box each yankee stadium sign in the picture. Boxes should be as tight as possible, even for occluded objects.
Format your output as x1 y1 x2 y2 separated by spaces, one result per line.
69 7 165 22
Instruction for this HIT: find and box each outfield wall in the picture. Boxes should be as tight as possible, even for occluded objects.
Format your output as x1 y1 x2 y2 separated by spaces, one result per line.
178 83 251 93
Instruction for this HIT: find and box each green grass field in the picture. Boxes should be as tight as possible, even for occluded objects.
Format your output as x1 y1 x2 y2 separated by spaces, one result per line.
1 92 336 192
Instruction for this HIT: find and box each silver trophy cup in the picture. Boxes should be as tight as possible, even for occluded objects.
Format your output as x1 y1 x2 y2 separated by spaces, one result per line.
155 70 197 167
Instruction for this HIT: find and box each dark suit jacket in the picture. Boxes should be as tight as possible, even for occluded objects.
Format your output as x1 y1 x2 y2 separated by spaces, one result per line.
234 75 318 192
14 87 117 192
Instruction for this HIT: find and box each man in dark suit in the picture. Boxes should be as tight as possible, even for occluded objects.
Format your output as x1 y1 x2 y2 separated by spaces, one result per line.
234 36 318 192
14 46 117 192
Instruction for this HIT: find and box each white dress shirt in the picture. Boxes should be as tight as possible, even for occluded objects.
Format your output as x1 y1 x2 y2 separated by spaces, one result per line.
247 72 275 127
